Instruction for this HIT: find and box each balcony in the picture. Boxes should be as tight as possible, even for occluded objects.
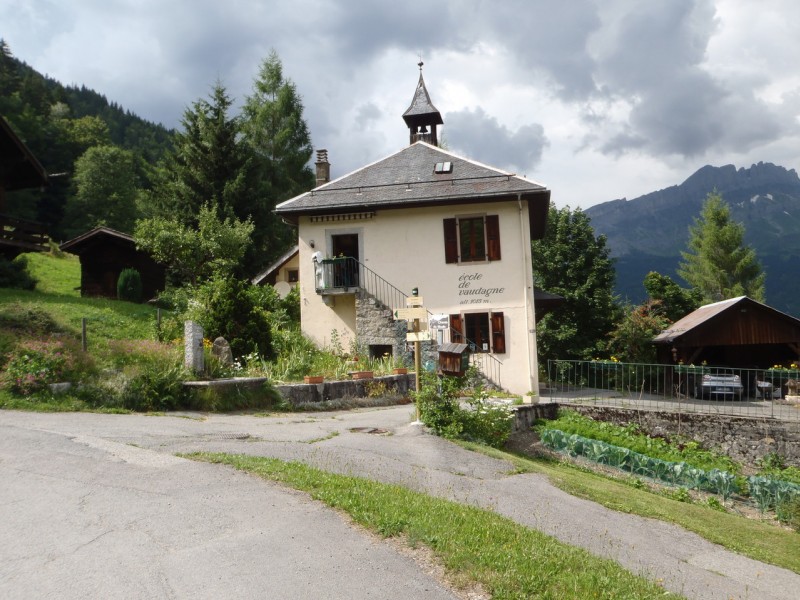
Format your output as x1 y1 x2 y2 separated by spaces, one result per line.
314 257 361 294
0 213 48 259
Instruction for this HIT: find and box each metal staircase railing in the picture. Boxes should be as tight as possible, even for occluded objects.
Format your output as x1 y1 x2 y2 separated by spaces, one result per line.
314 256 502 388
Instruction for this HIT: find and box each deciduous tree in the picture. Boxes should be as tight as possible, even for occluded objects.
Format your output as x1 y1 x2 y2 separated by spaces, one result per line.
63 145 140 237
134 203 254 286
532 203 621 362
643 271 702 322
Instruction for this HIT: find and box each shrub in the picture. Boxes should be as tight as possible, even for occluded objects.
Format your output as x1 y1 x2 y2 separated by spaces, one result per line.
414 373 513 448
117 268 143 303
0 256 37 290
2 339 73 395
119 354 189 412
186 276 274 360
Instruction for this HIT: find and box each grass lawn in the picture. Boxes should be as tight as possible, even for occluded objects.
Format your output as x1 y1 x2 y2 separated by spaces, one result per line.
468 443 800 574
190 452 683 600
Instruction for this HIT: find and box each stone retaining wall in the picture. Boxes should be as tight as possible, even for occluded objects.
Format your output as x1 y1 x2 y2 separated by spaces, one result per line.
563 405 800 468
511 403 558 432
275 374 415 407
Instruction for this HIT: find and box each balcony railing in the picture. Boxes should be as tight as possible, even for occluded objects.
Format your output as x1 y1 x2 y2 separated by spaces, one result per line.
0 213 48 255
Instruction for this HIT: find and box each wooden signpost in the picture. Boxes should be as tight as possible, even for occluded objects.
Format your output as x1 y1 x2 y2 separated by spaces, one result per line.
394 289 426 420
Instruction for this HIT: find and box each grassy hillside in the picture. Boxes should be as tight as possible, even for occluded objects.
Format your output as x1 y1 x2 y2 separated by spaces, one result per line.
1 252 158 342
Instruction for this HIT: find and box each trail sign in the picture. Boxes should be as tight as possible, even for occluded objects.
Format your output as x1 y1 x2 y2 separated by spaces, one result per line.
407 295 424 307
406 331 432 342
393 307 428 321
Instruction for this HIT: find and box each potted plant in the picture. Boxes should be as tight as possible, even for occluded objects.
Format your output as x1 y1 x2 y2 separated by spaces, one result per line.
303 375 324 384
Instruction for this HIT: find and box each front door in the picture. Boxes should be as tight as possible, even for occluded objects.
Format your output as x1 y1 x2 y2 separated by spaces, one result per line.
331 233 359 287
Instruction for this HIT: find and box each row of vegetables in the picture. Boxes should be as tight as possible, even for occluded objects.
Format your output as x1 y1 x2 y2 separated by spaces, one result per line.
539 428 800 514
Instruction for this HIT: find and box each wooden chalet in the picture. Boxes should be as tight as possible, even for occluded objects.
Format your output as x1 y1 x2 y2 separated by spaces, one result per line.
0 116 49 259
60 227 165 301
652 296 800 369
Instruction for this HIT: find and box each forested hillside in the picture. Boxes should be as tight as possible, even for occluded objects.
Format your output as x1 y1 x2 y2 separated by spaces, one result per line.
585 162 800 316
0 39 174 240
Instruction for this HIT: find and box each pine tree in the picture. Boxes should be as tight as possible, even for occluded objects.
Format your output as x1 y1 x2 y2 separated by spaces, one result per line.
677 191 765 303
532 203 621 361
241 50 315 262
149 82 255 228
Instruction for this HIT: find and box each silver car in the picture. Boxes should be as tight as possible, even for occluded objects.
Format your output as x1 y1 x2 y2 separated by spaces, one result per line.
696 373 744 400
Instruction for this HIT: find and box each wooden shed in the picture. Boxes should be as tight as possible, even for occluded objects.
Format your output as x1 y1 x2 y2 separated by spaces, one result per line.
652 296 800 369
60 227 165 301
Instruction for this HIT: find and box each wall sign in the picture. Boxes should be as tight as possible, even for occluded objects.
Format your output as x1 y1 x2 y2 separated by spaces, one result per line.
457 272 506 305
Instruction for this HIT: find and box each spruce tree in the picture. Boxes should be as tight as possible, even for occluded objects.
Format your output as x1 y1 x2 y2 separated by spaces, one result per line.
677 191 765 303
149 83 255 228
241 50 315 263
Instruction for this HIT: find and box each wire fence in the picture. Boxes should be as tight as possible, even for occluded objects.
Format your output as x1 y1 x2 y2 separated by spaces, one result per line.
542 359 800 422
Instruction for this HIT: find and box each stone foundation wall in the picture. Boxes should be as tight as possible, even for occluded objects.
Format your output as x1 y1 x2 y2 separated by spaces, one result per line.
275 373 415 407
511 403 558 432
563 405 800 468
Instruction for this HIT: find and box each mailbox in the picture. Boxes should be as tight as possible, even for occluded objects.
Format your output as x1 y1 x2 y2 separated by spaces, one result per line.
438 342 470 376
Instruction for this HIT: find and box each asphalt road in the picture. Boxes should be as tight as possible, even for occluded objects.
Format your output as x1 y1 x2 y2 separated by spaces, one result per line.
2 406 799 600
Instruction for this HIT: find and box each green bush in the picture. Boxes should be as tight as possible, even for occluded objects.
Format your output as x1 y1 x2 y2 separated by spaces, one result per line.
414 373 513 448
186 276 274 360
119 354 189 412
0 256 37 290
1 339 74 395
117 268 143 303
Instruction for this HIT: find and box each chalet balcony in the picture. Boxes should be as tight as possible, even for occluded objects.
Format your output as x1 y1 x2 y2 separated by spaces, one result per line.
314 257 361 295
0 213 48 259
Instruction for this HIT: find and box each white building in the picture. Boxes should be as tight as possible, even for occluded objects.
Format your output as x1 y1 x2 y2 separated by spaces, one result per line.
275 70 551 397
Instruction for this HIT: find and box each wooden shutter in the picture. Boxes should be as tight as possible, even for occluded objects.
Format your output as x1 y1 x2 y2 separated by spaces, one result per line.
491 312 506 354
486 215 501 261
450 313 464 343
443 218 458 263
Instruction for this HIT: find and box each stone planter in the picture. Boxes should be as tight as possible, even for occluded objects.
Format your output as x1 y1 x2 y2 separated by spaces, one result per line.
303 375 324 384
392 368 408 375
350 371 374 380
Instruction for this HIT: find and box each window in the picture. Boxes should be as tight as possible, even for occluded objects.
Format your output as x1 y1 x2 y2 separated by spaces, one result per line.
434 161 453 174
287 269 299 283
448 312 506 353
443 215 501 263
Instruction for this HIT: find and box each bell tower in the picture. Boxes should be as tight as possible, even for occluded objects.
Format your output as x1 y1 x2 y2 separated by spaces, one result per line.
402 62 443 146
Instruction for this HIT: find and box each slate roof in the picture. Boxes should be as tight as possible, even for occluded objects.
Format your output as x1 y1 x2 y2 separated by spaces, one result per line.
402 73 443 127
275 141 551 238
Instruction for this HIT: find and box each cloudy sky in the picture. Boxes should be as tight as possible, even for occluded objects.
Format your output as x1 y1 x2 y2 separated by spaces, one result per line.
4 0 800 208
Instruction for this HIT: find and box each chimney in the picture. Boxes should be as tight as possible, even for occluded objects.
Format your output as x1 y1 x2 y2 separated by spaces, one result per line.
315 149 330 187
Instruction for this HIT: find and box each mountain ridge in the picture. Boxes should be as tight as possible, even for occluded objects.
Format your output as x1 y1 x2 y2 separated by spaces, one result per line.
585 161 800 316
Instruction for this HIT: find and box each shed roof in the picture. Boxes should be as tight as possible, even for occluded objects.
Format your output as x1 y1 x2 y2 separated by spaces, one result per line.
252 244 299 286
653 296 800 345
60 226 135 254
275 141 551 238
0 116 48 191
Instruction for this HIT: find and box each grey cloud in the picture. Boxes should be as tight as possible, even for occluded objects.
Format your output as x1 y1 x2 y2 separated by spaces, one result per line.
445 107 548 174
594 0 786 157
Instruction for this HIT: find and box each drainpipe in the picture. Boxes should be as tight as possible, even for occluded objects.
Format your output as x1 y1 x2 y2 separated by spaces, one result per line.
519 194 539 400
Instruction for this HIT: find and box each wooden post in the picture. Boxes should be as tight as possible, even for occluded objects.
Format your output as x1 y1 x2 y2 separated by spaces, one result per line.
81 318 87 352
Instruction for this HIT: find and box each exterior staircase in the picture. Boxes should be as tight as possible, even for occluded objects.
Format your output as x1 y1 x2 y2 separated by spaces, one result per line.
315 256 503 389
